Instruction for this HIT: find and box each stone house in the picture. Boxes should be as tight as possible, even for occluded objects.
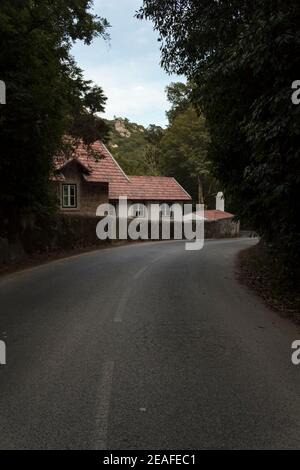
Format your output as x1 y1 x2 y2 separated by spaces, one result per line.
52 140 192 216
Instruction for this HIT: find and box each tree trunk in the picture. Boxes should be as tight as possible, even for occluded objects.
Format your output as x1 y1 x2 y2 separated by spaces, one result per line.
198 175 204 205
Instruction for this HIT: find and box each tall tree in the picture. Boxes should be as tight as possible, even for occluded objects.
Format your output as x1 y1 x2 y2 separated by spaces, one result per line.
67 82 110 153
159 81 217 205
0 0 109 225
142 124 164 175
165 82 193 123
159 104 215 205
138 1 300 286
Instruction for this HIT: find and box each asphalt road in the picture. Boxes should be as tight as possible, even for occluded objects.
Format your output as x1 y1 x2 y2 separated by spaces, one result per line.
0 238 299 450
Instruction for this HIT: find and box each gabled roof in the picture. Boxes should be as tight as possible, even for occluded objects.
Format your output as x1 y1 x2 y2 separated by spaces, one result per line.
54 140 192 201
56 157 91 174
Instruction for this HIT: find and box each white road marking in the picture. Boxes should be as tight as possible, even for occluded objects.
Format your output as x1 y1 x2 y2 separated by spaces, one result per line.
114 251 177 321
114 287 132 323
133 265 149 280
93 360 115 450
133 253 168 281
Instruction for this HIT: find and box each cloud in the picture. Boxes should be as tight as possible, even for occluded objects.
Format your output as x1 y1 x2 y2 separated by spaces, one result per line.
72 0 185 127
82 63 171 127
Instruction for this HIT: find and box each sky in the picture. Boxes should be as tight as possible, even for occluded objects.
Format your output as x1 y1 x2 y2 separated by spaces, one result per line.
71 0 184 128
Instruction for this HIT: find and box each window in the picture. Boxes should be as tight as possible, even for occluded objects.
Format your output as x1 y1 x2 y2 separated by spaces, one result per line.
62 184 77 208
131 203 145 218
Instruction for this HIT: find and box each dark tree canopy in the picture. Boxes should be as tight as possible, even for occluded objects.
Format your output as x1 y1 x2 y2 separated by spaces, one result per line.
158 82 217 205
139 0 300 287
165 82 193 123
0 0 110 221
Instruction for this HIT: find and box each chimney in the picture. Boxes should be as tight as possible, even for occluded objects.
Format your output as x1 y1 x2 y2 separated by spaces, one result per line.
216 192 225 211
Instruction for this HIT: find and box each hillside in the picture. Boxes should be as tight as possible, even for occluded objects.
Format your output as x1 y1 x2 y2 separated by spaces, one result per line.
105 117 154 176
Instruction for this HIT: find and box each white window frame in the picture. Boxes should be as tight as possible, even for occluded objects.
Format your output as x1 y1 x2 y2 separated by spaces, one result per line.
62 184 77 209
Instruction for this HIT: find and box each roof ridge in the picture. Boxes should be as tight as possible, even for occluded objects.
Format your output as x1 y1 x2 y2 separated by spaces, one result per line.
129 175 173 179
55 155 91 174
98 141 130 182
171 177 192 199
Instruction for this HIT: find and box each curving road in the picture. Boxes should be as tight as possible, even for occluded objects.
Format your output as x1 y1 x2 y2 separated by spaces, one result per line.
0 238 300 449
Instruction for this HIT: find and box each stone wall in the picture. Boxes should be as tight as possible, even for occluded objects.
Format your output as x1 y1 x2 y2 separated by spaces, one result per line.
53 162 109 216
0 214 105 267
205 218 240 238
0 215 240 269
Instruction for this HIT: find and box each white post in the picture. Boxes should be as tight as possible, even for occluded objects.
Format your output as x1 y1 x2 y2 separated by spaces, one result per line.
216 192 225 211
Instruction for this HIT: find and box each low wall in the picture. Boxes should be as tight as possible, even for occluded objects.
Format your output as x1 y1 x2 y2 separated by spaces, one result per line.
0 214 105 267
0 214 240 268
205 218 240 238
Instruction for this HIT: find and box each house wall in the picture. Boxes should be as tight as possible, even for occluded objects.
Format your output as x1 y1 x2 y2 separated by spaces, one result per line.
54 163 108 216
111 200 187 218
142 201 187 217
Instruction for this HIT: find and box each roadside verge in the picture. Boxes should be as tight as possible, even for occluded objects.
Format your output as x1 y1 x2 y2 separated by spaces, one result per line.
237 241 300 324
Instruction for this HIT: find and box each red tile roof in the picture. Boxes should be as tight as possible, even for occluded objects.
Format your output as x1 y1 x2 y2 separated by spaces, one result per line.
126 176 191 201
54 140 192 201
204 210 234 221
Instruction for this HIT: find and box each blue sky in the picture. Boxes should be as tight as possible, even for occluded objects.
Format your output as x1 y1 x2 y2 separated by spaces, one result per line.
71 0 184 128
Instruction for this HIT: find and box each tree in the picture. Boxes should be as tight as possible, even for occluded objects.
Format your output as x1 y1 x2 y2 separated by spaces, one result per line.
142 124 164 175
0 0 110 225
165 82 193 123
159 104 216 205
138 1 300 287
158 82 217 205
68 83 110 148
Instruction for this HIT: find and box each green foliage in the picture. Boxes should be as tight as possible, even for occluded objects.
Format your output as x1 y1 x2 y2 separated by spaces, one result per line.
68 83 110 147
0 0 109 222
156 81 218 205
106 84 217 205
165 82 193 123
159 104 216 205
106 118 164 176
139 0 300 287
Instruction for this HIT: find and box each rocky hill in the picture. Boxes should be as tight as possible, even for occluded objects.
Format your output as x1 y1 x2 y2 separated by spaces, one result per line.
105 117 151 175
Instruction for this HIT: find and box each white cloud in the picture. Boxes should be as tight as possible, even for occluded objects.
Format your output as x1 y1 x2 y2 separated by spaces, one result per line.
72 0 186 127
82 63 171 127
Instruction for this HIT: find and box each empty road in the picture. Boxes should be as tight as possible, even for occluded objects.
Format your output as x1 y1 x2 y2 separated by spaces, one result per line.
0 238 299 449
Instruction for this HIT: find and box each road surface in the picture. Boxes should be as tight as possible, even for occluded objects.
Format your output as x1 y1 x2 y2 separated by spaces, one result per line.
0 238 299 449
